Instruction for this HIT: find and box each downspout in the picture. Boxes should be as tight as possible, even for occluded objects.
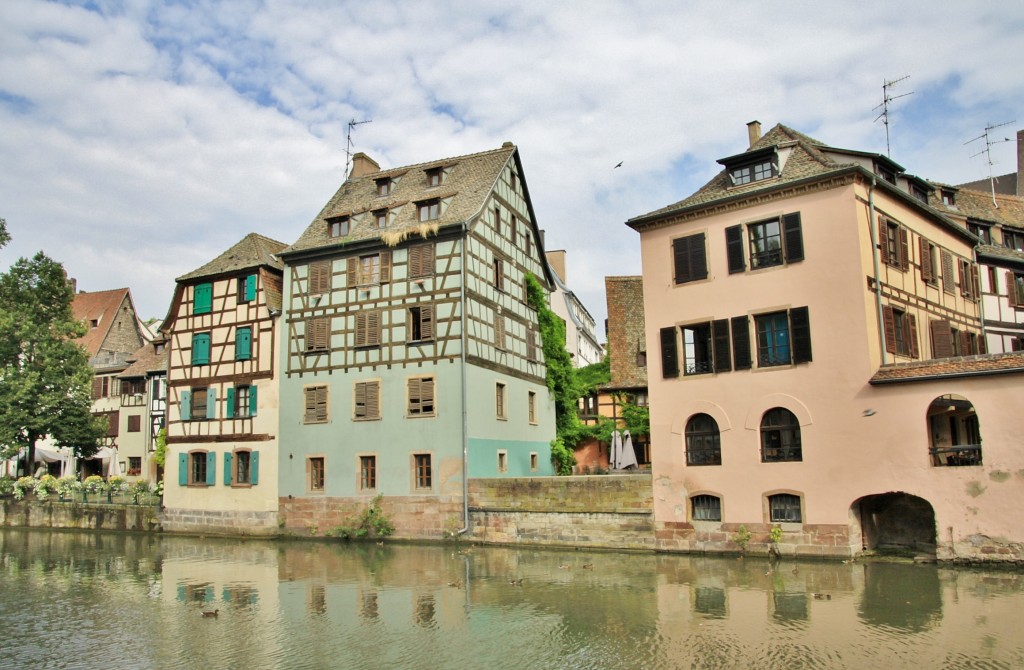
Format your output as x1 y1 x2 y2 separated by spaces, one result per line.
974 246 988 346
868 175 888 365
456 225 471 536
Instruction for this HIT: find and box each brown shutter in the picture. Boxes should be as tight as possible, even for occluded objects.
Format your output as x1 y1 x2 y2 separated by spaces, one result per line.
366 381 380 419
420 304 434 340
317 386 328 421
712 319 732 372
92 377 102 400
526 329 538 362
370 310 381 346
919 238 933 282
790 306 813 363
971 264 980 301
959 330 969 355
900 227 910 271
731 316 751 370
882 306 896 354
725 226 745 274
660 326 679 378
907 313 919 358
379 251 392 283
495 313 506 350
782 212 804 263
878 218 890 265
979 334 987 354
354 382 366 418
958 260 969 298
930 319 954 359
346 258 357 287
941 251 954 292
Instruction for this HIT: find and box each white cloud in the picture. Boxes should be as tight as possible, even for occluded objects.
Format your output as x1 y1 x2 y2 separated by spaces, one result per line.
1 0 1022 332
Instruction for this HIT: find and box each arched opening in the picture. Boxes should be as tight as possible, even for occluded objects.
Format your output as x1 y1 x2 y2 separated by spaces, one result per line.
926 394 981 466
852 492 936 555
685 413 721 465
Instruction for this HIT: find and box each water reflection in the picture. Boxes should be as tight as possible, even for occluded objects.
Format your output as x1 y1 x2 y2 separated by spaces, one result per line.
1 529 1023 669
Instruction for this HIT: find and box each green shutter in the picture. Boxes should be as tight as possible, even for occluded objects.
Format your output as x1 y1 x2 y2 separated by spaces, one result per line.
180 390 191 421
206 451 216 486
178 453 188 485
251 451 259 485
224 452 233 486
236 327 252 360
226 387 235 418
249 385 258 417
207 387 217 419
245 274 257 302
192 333 210 365
194 283 212 314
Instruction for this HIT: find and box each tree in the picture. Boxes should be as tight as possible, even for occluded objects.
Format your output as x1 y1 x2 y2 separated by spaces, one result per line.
0 217 9 249
0 252 105 469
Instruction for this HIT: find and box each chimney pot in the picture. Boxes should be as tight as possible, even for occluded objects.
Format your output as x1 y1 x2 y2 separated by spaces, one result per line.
747 120 762 148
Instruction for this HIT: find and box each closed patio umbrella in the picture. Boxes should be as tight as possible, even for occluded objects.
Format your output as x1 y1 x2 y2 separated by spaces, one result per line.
610 430 622 470
620 430 639 470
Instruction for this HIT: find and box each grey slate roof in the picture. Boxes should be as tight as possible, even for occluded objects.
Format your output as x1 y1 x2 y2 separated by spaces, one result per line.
977 243 1024 269
929 185 1024 230
177 233 287 282
283 144 517 255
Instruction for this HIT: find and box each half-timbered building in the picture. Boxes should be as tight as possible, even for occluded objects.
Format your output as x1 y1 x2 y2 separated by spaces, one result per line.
277 144 557 538
161 233 286 534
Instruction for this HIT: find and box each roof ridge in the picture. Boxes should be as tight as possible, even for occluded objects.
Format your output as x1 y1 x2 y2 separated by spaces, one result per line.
350 144 516 182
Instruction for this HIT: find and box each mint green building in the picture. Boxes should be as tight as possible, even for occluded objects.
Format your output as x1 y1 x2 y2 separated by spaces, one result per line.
277 144 556 537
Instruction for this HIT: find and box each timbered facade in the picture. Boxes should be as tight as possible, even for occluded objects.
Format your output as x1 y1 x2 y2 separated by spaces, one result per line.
161 233 286 534
277 144 557 538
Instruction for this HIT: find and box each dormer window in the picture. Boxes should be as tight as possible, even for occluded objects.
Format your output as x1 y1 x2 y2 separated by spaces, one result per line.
375 178 393 196
418 199 440 222
875 162 897 185
941 189 956 207
90 319 99 328
910 183 929 203
728 159 775 186
425 168 443 187
967 221 992 245
328 216 350 238
373 209 387 229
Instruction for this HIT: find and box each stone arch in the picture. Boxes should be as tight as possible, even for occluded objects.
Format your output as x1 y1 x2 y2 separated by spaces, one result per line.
851 492 936 554
670 400 731 435
744 393 812 430
926 393 982 467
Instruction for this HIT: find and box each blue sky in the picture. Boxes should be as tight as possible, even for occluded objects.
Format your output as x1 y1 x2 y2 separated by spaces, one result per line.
1 0 1022 334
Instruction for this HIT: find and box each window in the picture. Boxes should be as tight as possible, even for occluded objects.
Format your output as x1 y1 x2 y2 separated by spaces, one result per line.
672 233 708 284
959 259 978 300
227 384 255 418
414 454 432 489
493 257 504 291
526 329 539 362
355 310 381 347
360 455 376 490
191 333 211 366
1008 272 1024 308
187 387 212 421
768 493 802 523
237 274 256 303
883 306 918 358
308 260 331 295
186 451 213 487
303 385 328 424
528 391 537 424
919 239 937 285
685 414 722 466
1004 229 1024 252
127 457 142 476
127 415 141 432
760 409 802 462
408 244 434 278
660 326 679 378
408 376 435 417
941 189 956 206
496 383 507 419
753 307 811 367
727 214 804 274
418 199 440 221
425 168 442 187
328 217 350 238
92 375 112 399
305 317 329 353
691 494 722 521
373 209 387 229
194 283 212 315
497 450 508 473
530 452 538 471
354 380 380 420
228 449 257 486
748 219 783 268
408 305 433 342
910 183 929 203
879 218 908 270
729 159 775 185
875 162 897 184
494 205 502 235
376 178 393 196
358 254 380 284
235 326 252 361
682 321 733 375
494 313 506 350
347 252 391 286
968 222 992 245
308 457 325 492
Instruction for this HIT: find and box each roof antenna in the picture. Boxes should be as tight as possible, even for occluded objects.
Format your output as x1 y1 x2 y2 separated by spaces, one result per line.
965 121 1015 208
873 76 913 157
344 118 373 177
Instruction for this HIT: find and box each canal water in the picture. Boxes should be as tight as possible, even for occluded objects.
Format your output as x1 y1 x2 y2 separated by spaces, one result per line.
1 529 1022 670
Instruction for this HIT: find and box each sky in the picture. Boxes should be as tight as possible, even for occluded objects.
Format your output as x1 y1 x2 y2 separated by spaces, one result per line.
1 1 1022 338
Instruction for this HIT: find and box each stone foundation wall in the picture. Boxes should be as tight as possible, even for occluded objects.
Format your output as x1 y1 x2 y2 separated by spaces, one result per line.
1 499 161 532
654 521 856 559
160 507 278 536
278 495 463 540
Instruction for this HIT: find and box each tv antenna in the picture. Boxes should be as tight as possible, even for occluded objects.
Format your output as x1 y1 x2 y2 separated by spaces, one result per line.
873 76 914 157
965 120 1015 208
344 118 373 177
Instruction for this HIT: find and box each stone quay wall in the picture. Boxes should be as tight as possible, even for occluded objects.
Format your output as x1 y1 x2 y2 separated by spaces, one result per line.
160 507 278 536
0 498 161 532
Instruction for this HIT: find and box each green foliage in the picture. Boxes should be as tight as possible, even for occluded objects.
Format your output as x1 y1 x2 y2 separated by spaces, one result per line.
769 525 783 544
618 394 650 437
153 428 168 468
327 495 395 540
0 217 8 249
549 438 575 476
733 525 752 553
0 252 106 465
575 357 610 392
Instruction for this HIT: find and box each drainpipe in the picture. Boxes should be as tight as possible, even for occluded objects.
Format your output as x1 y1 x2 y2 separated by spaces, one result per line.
974 245 988 346
868 175 887 365
456 226 471 536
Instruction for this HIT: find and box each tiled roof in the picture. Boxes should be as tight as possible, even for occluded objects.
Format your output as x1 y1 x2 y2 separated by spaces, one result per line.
177 233 287 282
870 352 1024 384
629 124 851 223
71 288 130 357
976 244 1024 269
929 185 1024 230
283 144 517 255
603 276 647 390
118 340 168 378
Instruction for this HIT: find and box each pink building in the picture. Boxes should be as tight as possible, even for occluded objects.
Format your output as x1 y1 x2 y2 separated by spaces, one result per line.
628 121 1024 563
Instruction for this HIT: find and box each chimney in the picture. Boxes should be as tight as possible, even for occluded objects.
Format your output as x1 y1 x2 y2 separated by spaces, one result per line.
69 277 77 293
349 152 380 179
546 250 567 284
747 120 762 148
1017 129 1023 197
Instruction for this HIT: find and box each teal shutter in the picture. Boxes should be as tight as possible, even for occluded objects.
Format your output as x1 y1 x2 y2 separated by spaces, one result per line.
250 451 259 485
178 453 188 485
207 387 217 419
180 390 192 421
245 274 257 302
223 452 233 486
206 451 216 486
236 327 252 360
191 333 211 365
249 385 258 417
226 387 235 418
194 283 212 314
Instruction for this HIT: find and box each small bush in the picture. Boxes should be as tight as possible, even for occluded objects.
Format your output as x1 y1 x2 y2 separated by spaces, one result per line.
327 495 395 540
733 525 752 553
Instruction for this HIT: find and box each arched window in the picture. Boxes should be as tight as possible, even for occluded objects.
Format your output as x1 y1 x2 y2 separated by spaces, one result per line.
927 394 982 466
768 493 802 523
686 413 721 465
691 494 722 521
760 408 801 462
